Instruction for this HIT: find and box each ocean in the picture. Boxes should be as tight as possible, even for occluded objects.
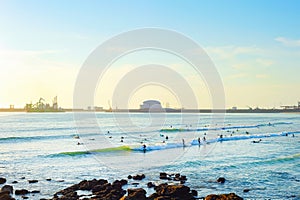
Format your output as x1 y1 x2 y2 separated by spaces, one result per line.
0 112 299 199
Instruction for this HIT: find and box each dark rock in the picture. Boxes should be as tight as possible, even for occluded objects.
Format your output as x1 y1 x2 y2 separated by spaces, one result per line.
180 180 186 184
92 183 111 194
155 184 194 199
191 189 198 197
31 190 40 193
180 175 187 181
11 181 18 184
175 173 180 178
0 190 15 200
15 189 29 195
46 178 52 181
1 185 13 194
21 196 28 199
243 189 250 193
159 172 168 180
147 182 155 188
28 180 38 184
217 177 226 184
124 188 147 200
205 193 243 200
0 177 7 184
132 174 145 180
131 182 139 187
113 179 128 187
128 175 132 179
20 177 25 180
147 192 159 200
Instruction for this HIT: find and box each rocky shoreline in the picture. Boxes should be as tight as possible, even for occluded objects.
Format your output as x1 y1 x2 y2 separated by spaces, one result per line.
0 173 243 200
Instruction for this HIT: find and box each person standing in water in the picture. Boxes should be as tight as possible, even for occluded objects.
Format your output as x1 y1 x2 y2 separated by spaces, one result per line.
182 139 185 147
198 137 201 145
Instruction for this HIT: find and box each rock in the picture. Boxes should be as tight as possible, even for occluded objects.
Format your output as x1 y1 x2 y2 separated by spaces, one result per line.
0 177 7 184
0 190 15 200
155 184 194 199
205 193 243 200
21 196 28 199
180 175 187 181
159 172 168 180
20 177 25 180
28 180 38 184
124 188 147 200
15 189 29 195
46 178 52 181
128 175 132 179
191 189 198 197
113 179 128 187
217 177 226 184
1 185 13 194
147 182 155 188
31 190 40 193
243 189 250 193
132 174 145 180
11 181 18 184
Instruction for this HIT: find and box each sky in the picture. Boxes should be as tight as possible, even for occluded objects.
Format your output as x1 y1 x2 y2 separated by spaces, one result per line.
0 0 299 109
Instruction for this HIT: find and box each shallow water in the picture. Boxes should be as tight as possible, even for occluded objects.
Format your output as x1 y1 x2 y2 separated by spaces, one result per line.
0 112 299 199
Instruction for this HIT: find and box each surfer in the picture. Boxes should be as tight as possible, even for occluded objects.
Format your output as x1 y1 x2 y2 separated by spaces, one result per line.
292 133 295 137
182 139 185 147
166 136 169 140
143 144 146 153
203 136 206 142
198 137 201 145
252 139 262 143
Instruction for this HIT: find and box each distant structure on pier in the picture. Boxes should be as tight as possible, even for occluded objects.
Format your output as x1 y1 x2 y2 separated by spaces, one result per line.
25 96 64 112
280 101 300 110
140 100 163 111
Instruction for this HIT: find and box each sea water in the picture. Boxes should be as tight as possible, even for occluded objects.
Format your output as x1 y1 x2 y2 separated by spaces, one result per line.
0 112 299 199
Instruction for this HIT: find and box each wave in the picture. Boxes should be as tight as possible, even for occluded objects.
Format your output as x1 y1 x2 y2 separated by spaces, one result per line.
53 146 132 157
0 133 98 143
54 131 300 156
160 122 293 133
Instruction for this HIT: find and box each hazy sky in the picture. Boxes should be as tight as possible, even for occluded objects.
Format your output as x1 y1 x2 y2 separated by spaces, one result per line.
0 0 299 109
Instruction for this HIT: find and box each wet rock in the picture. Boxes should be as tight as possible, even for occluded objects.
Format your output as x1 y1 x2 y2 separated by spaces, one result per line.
128 175 133 179
113 179 128 187
191 189 198 197
11 181 18 184
31 190 40 193
21 196 28 199
124 188 147 200
159 172 168 180
20 177 25 180
243 189 250 193
205 193 243 200
155 184 194 199
132 174 145 180
15 189 29 195
46 178 52 181
180 175 187 181
1 185 13 194
217 177 226 184
0 190 15 200
147 182 155 188
28 180 38 184
0 177 7 184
